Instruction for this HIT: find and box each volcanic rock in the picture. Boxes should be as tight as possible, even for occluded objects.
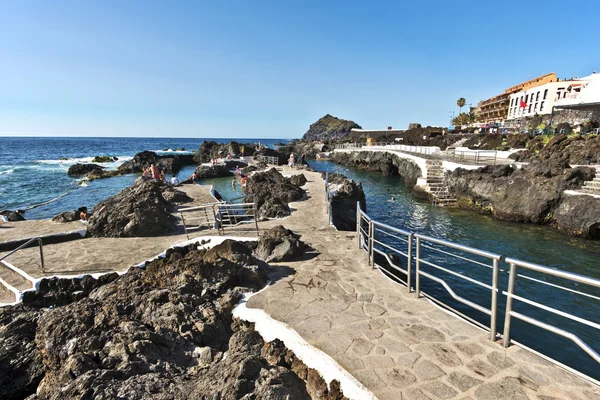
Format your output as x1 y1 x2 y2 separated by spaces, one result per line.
447 160 598 237
331 151 422 188
161 186 193 205
0 210 25 221
301 114 362 141
87 178 178 237
325 173 367 231
188 165 234 181
51 210 80 223
91 155 115 163
253 148 289 166
0 305 44 400
67 163 105 176
290 174 308 187
244 169 306 219
253 226 305 263
194 141 256 164
118 151 195 174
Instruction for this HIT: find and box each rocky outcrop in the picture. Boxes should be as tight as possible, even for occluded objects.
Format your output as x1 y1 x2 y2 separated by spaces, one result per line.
186 165 234 182
278 140 329 160
0 210 25 221
331 151 422 188
302 114 361 141
552 195 600 238
87 178 178 237
194 141 256 164
0 305 44 400
161 186 193 205
91 156 116 163
290 174 308 187
51 210 80 223
326 173 367 231
447 160 600 238
0 239 346 400
119 151 195 174
245 169 305 219
253 226 305 263
67 163 104 176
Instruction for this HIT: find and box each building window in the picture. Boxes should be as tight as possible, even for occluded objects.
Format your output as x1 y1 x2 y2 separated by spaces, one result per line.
536 91 540 101
525 94 529 103
528 104 532 113
534 103 538 112
543 89 548 99
540 101 545 112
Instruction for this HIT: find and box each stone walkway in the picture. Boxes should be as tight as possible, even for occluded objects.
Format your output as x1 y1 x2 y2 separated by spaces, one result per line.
246 168 600 400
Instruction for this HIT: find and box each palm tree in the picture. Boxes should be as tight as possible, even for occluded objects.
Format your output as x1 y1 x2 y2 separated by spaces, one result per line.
457 98 466 114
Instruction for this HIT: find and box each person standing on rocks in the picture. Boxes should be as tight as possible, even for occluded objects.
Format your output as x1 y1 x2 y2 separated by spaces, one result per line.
288 153 295 169
150 164 160 179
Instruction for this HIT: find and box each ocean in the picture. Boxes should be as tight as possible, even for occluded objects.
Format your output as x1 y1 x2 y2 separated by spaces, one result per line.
0 137 288 220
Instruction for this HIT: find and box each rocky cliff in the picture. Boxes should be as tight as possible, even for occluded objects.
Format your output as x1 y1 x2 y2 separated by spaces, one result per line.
301 114 361 141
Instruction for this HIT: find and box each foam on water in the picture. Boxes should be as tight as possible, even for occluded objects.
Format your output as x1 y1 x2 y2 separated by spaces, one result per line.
0 168 14 175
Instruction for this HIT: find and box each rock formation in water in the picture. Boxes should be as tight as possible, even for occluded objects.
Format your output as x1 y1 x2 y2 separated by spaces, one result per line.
0 210 25 221
87 178 180 237
245 169 305 219
331 151 422 188
194 141 257 164
119 151 195 174
301 114 362 141
252 225 306 263
67 163 105 177
325 173 367 231
0 239 348 400
447 160 600 238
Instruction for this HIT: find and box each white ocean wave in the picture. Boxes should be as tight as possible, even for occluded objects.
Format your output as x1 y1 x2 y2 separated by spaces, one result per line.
0 168 14 175
151 149 193 154
34 155 133 170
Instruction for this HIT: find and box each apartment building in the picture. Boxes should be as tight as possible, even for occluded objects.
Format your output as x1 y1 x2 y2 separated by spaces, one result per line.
478 73 558 124
506 80 583 119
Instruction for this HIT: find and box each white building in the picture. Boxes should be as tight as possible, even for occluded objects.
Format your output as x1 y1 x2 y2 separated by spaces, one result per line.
506 80 584 120
554 72 600 107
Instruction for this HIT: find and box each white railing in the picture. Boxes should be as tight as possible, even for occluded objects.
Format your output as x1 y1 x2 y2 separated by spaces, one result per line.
179 201 259 239
335 142 441 156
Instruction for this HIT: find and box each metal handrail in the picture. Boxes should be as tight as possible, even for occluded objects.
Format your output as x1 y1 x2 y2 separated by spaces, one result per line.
502 257 600 364
0 237 45 273
355 202 600 375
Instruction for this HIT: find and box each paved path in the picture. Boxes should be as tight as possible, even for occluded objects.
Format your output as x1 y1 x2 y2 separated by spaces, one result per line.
246 168 600 400
0 219 84 243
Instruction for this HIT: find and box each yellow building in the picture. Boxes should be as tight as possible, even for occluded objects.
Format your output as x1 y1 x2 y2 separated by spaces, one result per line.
366 137 376 146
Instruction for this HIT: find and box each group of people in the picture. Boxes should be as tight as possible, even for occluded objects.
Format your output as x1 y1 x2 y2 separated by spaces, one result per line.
142 164 165 181
232 166 247 189
288 153 305 169
142 164 179 186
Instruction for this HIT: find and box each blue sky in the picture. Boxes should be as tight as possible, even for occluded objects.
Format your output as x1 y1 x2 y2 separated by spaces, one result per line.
1 0 599 138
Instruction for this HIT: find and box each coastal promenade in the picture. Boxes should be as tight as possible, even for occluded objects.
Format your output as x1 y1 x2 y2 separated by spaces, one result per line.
1 168 599 399
246 168 599 400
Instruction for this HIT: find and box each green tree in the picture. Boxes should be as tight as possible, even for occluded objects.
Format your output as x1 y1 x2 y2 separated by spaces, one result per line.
452 112 470 126
468 111 478 124
457 98 466 114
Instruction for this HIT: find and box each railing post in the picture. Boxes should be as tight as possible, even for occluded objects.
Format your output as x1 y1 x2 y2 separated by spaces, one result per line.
367 221 373 266
180 212 190 240
38 238 45 273
370 222 375 268
490 258 499 341
253 203 259 235
503 262 518 347
407 234 413 293
415 236 421 298
356 201 361 249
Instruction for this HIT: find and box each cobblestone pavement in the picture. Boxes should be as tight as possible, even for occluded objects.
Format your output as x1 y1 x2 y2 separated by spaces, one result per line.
246 168 600 400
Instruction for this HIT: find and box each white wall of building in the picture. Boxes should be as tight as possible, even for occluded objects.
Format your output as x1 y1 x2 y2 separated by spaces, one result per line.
506 81 583 120
555 72 600 107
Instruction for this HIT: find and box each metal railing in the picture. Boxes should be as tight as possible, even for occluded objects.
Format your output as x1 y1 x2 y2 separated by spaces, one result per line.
447 149 498 165
179 201 259 239
325 172 333 225
355 202 600 375
258 155 279 165
0 237 45 273
335 142 440 156
503 257 600 364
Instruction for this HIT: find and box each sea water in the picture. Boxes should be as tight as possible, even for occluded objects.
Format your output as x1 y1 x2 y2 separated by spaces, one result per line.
0 136 287 219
